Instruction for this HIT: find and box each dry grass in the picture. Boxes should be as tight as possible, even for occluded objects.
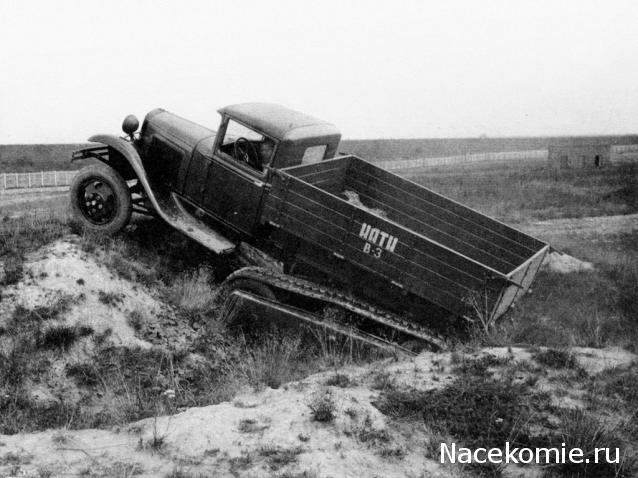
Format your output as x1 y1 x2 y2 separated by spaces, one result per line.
375 357 638 477
1 155 637 476
482 232 638 351
308 390 336 423
413 163 638 222
168 267 216 313
0 210 70 285
239 334 304 389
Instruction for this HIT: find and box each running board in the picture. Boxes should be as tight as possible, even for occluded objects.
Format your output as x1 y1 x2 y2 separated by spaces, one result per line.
157 191 236 255
74 136 236 256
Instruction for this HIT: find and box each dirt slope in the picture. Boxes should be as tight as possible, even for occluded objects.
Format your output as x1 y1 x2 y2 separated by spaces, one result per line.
1 346 635 478
1 227 636 477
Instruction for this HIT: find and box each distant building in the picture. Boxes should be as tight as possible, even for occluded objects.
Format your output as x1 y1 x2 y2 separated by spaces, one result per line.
548 143 610 169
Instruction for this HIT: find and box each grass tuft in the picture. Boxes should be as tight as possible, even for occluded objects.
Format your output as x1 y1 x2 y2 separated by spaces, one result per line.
547 408 636 477
168 267 215 312
0 212 70 286
37 324 93 350
325 373 353 388
532 348 579 370
308 391 336 423
258 445 304 471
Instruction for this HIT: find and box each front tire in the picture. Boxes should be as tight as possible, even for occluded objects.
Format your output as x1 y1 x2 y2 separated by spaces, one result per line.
70 163 132 235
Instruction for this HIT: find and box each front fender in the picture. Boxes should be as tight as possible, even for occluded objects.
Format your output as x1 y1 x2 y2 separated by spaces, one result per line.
82 135 236 254
85 134 164 221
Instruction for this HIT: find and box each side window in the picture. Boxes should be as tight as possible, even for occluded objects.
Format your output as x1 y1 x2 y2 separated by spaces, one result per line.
301 145 327 164
218 119 275 173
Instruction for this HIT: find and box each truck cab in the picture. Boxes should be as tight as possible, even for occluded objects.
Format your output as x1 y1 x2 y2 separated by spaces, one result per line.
136 103 341 236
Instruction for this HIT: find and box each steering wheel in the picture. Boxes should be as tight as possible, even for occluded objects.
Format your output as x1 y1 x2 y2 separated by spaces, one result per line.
234 137 260 169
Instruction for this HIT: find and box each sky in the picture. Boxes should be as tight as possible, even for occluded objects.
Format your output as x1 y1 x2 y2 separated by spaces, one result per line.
1 0 638 143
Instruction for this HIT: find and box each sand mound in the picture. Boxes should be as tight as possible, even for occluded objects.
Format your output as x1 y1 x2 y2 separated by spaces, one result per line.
0 237 197 406
0 347 634 477
0 352 458 477
0 238 167 350
542 251 595 273
571 346 637 374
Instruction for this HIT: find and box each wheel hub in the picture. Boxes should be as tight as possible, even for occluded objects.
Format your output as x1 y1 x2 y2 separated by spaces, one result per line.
78 180 116 225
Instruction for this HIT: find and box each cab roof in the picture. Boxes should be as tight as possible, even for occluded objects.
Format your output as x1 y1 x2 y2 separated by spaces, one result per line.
218 103 340 142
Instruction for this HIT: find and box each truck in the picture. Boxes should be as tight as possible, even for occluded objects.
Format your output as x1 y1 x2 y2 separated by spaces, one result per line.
70 103 549 353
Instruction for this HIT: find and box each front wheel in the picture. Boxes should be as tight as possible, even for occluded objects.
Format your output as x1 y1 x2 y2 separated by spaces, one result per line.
70 163 132 235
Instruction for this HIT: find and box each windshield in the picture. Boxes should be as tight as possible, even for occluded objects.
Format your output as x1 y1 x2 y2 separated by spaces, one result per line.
218 118 275 173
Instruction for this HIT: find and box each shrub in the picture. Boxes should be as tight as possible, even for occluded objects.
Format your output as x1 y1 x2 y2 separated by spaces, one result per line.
308 391 336 423
600 366 638 407
127 309 146 332
532 348 579 370
370 371 396 391
0 213 69 286
240 334 303 389
66 362 100 386
165 469 208 478
37 324 93 350
98 290 123 307
546 408 636 477
0 256 23 286
325 373 353 388
0 396 80 434
168 267 215 313
258 445 303 471
454 354 511 376
375 376 537 450
11 295 75 323
277 471 318 478
237 418 268 433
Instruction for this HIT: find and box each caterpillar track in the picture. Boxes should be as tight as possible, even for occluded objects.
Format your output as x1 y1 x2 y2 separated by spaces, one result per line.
217 266 446 355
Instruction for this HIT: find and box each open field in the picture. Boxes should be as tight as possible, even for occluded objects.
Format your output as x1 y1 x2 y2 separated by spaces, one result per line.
0 144 88 173
1 145 637 477
341 135 638 161
3 134 638 173
412 162 638 222
0 188 69 216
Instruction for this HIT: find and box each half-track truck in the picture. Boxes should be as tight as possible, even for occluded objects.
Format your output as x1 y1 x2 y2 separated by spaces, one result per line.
70 103 549 352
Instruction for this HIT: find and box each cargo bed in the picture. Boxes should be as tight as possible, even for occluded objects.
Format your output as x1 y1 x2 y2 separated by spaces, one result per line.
262 155 548 320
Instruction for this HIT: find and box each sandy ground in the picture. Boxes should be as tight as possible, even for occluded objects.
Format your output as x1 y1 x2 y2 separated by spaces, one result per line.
0 239 168 351
0 238 635 477
519 213 638 242
0 187 68 216
541 251 594 273
0 346 634 478
0 238 197 409
1 194 636 477
0 354 448 477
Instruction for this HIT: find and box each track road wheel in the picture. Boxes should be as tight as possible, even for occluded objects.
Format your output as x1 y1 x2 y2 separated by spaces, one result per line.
218 277 277 334
70 164 132 235
228 278 276 301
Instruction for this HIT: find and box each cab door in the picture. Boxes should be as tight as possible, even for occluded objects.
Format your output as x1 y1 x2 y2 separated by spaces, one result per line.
203 117 274 234
203 158 266 234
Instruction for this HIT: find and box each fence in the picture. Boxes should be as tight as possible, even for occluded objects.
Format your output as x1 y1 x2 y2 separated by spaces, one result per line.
0 170 77 190
611 144 638 165
613 144 638 154
376 150 548 171
2 144 638 190
377 145 638 171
